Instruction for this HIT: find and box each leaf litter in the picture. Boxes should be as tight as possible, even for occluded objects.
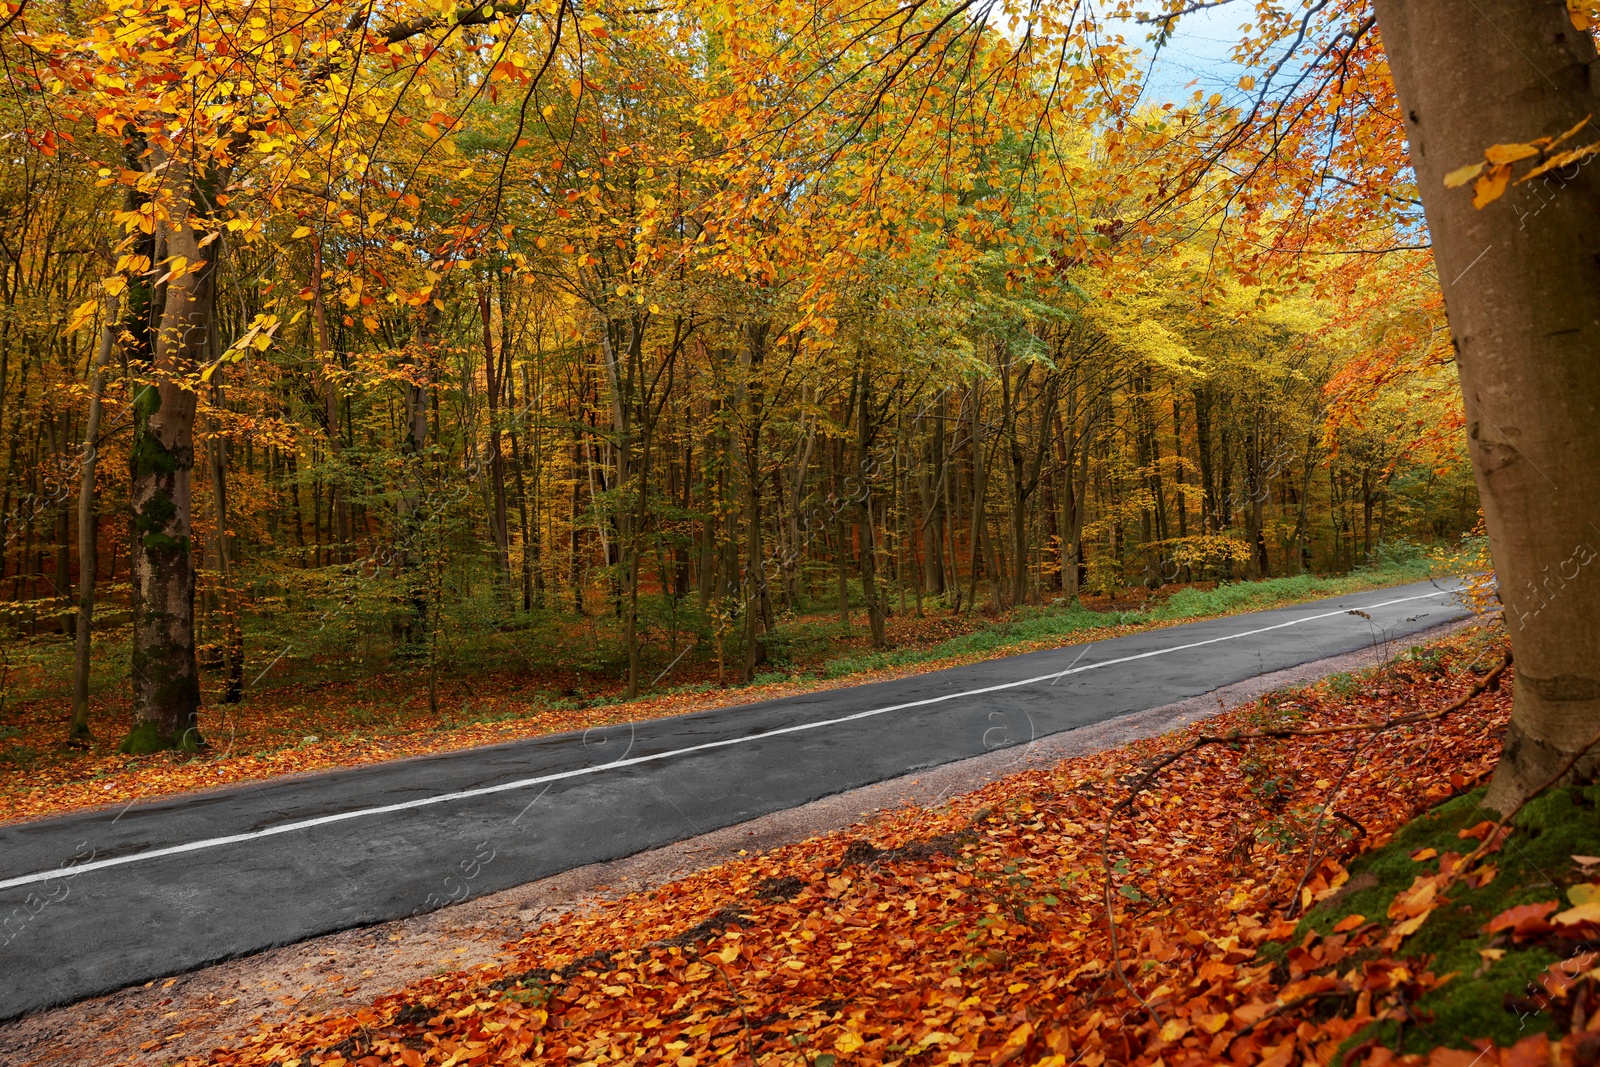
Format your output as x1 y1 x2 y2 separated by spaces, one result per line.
155 626 1561 1067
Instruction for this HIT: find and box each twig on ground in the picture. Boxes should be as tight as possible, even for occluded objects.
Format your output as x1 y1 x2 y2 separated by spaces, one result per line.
1099 650 1512 1026
710 958 756 1064
1333 810 1368 837
1285 736 1369 918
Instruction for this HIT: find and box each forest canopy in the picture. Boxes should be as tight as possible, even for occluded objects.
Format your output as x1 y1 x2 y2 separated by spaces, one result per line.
0 0 1476 749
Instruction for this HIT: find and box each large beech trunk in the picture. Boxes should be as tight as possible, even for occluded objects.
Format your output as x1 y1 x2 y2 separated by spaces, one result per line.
123 168 214 752
1374 0 1600 812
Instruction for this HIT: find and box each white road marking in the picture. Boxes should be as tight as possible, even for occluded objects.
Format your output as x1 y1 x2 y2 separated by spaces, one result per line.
0 588 1456 891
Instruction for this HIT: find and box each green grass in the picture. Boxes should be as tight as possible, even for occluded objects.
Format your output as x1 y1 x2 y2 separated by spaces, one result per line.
811 556 1440 681
1288 784 1600 1056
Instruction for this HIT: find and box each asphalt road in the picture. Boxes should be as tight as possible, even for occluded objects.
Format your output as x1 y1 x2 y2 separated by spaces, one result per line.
0 579 1468 1019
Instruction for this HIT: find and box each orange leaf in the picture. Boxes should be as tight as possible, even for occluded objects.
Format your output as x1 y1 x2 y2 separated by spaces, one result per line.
1486 900 1559 938
1388 875 1440 920
1500 1033 1550 1067
1473 165 1512 208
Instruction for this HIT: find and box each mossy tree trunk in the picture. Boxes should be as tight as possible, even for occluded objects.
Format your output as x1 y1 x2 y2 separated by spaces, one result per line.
121 162 219 754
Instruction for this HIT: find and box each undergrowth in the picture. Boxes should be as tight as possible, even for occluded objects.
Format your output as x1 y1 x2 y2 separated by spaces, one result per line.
1293 784 1600 1056
816 557 1439 680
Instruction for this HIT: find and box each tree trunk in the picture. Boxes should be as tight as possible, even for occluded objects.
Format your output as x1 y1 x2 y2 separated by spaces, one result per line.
310 237 350 562
479 289 513 601
123 164 215 753
69 290 118 744
395 302 433 647
510 361 539 610
208 380 243 704
856 370 887 649
1375 0 1600 812
922 397 948 597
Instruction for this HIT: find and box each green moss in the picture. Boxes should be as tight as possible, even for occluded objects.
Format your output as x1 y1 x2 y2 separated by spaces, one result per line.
117 720 171 754
130 386 179 479
141 531 189 557
117 718 204 754
1291 785 1600 1057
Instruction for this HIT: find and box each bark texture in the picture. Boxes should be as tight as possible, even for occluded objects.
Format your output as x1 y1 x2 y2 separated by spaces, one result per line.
1374 0 1600 811
123 169 212 753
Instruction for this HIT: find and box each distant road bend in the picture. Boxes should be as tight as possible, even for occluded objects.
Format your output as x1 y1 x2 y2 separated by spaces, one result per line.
0 579 1469 1019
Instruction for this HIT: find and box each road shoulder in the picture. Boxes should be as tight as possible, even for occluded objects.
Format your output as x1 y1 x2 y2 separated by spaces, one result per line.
0 615 1480 1067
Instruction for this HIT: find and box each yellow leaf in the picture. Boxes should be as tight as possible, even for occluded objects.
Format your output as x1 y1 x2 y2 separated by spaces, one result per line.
1550 114 1592 151
716 943 739 965
1568 882 1600 906
1553 900 1600 925
833 1031 864 1054
994 1022 1034 1064
1443 162 1484 188
1158 1019 1190 1042
1393 907 1434 938
1198 1013 1230 1035
1519 139 1600 184
1238 75 1255 91
1484 142 1541 165
1472 165 1511 208
64 298 98 333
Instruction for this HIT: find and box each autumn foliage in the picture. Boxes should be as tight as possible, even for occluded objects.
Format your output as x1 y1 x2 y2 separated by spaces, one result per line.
0 0 1478 749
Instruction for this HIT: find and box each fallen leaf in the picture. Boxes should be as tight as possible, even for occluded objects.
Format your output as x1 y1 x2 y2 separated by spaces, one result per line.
1552 900 1600 928
1500 1033 1551 1067
1387 875 1439 920
1486 900 1559 938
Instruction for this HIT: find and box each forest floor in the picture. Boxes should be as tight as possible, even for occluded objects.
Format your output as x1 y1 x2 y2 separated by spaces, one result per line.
0 564 1444 824
7 618 1565 1067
